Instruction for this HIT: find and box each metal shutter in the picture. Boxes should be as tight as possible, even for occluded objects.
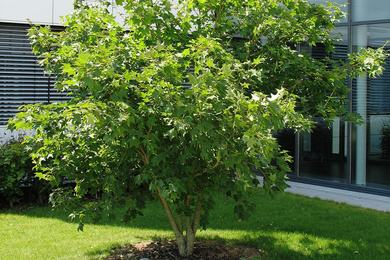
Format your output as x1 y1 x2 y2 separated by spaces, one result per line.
352 55 390 115
0 22 70 125
368 57 390 114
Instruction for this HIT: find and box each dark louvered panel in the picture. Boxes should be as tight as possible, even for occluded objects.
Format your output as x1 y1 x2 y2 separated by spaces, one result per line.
0 23 70 125
332 44 349 61
368 57 390 114
311 43 326 60
352 54 390 115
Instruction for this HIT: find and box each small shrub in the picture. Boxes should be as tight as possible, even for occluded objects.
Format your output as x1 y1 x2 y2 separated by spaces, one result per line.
0 138 51 208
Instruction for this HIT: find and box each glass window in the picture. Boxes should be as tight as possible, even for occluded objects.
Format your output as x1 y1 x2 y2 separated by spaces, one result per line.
309 0 347 7
352 0 390 22
309 0 348 23
351 23 390 190
352 24 390 115
298 118 347 183
353 23 390 49
295 26 348 183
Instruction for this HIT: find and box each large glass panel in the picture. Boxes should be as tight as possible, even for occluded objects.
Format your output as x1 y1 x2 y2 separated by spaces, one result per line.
309 0 347 9
297 26 348 183
276 128 296 173
352 0 390 22
299 117 347 183
309 0 348 23
351 24 390 190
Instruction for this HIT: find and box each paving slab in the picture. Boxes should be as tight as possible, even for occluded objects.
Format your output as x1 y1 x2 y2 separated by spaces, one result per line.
258 177 390 212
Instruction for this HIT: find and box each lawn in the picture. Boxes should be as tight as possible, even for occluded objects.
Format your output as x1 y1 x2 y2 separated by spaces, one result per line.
1 188 390 259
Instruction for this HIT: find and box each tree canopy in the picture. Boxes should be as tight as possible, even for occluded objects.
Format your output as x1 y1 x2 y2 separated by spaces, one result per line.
9 0 388 256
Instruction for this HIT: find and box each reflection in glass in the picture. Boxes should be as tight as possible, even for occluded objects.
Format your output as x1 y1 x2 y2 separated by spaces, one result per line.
309 0 348 23
351 24 390 190
276 128 296 172
299 118 347 183
352 0 390 22
295 26 348 183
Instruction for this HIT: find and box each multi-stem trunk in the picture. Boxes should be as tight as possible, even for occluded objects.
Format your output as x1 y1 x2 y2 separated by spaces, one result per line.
157 187 202 256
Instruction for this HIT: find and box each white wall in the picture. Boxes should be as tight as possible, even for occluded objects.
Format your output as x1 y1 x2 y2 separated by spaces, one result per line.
0 126 35 145
0 0 126 25
0 0 74 25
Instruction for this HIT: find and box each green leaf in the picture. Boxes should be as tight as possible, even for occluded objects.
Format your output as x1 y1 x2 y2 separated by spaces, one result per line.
206 59 214 68
188 74 197 85
167 128 177 140
85 114 95 124
182 48 191 57
63 64 75 76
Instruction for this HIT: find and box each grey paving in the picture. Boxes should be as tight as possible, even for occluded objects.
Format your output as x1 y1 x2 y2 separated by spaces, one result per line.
258 177 390 212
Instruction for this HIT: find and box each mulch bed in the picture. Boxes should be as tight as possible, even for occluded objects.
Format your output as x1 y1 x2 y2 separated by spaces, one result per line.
105 240 264 260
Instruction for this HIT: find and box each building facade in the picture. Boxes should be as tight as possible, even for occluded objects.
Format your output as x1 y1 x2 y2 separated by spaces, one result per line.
1 0 390 194
286 0 390 195
0 0 116 139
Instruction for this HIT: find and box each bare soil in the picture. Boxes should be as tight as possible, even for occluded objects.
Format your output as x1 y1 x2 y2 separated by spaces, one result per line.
105 240 263 260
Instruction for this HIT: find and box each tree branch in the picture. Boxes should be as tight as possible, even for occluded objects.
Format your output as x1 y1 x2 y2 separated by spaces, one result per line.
185 195 195 255
157 187 185 241
176 211 183 234
192 195 203 235
211 1 225 35
136 146 149 164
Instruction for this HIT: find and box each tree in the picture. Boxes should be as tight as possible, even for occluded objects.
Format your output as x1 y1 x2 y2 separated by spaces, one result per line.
9 0 387 256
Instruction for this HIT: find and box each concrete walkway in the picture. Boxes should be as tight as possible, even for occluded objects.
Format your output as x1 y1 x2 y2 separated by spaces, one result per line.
258 177 390 212
286 181 390 212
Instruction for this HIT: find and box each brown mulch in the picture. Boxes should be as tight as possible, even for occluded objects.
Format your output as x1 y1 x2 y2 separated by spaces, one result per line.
105 240 264 260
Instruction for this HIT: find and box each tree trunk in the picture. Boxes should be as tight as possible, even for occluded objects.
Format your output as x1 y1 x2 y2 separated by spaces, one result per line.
176 235 187 256
157 188 203 256
183 195 203 256
156 187 187 256
185 216 196 255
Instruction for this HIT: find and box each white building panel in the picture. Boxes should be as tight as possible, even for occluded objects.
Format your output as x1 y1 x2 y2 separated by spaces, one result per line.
52 0 74 24
0 0 74 25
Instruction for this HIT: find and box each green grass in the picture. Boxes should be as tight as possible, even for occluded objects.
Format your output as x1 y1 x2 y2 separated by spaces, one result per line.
1 188 390 259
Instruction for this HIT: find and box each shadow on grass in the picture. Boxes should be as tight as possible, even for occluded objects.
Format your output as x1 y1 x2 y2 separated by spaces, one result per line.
2 188 390 259
85 232 362 259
